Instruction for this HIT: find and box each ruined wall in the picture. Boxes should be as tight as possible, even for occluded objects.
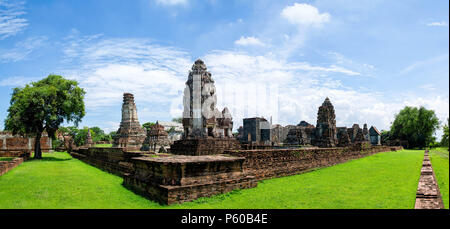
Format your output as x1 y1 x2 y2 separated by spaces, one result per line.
123 155 257 205
415 151 445 209
70 147 147 176
0 131 52 153
0 157 24 176
170 138 241 156
225 145 403 180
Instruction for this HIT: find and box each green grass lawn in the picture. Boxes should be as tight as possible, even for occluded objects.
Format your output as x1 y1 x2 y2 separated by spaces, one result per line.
429 147 449 209
94 144 113 148
0 150 424 209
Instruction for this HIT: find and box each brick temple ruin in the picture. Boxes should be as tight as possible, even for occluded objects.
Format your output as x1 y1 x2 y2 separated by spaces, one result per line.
0 131 52 158
144 121 171 152
122 59 256 204
112 93 147 151
239 97 380 148
71 59 403 205
169 59 241 156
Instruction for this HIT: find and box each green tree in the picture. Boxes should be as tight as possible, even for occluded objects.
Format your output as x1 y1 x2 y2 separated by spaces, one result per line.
90 126 106 142
4 75 85 159
380 130 391 145
441 118 449 148
109 131 117 141
72 127 92 146
390 106 439 149
142 122 155 132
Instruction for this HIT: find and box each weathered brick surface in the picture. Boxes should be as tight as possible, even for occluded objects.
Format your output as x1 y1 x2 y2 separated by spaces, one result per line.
71 147 147 176
123 155 257 205
0 131 52 153
112 93 147 151
6 137 29 149
170 138 241 156
0 157 24 176
0 150 31 159
414 151 444 209
225 146 403 180
73 144 403 205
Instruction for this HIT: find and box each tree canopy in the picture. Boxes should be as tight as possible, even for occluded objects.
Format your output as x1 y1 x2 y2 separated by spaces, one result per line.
389 106 439 149
142 122 155 132
4 75 85 159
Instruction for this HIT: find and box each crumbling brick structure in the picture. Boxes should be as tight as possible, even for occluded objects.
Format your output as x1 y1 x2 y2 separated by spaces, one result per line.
113 93 147 151
0 157 24 176
71 147 147 176
143 121 171 152
226 146 403 180
0 131 52 154
123 155 257 205
171 59 240 155
84 128 94 147
337 127 351 147
284 124 316 146
314 97 338 147
415 151 445 209
181 59 234 139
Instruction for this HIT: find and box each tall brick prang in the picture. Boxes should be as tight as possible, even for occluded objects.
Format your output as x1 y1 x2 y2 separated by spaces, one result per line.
315 97 338 147
113 93 147 151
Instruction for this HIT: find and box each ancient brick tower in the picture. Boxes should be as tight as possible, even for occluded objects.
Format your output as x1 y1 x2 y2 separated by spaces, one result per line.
181 59 233 139
113 93 147 150
315 97 338 147
170 59 240 156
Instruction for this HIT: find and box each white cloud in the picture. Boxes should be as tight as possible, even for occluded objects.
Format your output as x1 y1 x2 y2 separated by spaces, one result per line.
235 36 265 46
0 76 39 87
0 36 47 62
326 51 375 77
0 0 28 39
400 54 449 75
420 84 436 91
59 33 192 114
426 21 448 27
155 0 188 6
200 50 448 138
5 29 443 138
281 3 330 27
56 33 367 131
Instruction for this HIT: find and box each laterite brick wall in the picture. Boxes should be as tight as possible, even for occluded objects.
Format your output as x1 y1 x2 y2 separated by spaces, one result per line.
0 158 24 176
225 146 403 180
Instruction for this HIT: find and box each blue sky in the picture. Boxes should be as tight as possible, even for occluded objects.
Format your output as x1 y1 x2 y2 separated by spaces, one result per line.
0 0 448 138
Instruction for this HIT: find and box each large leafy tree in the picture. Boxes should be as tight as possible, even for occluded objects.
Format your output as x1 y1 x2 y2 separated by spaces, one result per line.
390 106 439 149
4 75 85 159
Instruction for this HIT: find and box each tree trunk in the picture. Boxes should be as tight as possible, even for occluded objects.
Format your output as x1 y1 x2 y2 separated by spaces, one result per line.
34 132 42 159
